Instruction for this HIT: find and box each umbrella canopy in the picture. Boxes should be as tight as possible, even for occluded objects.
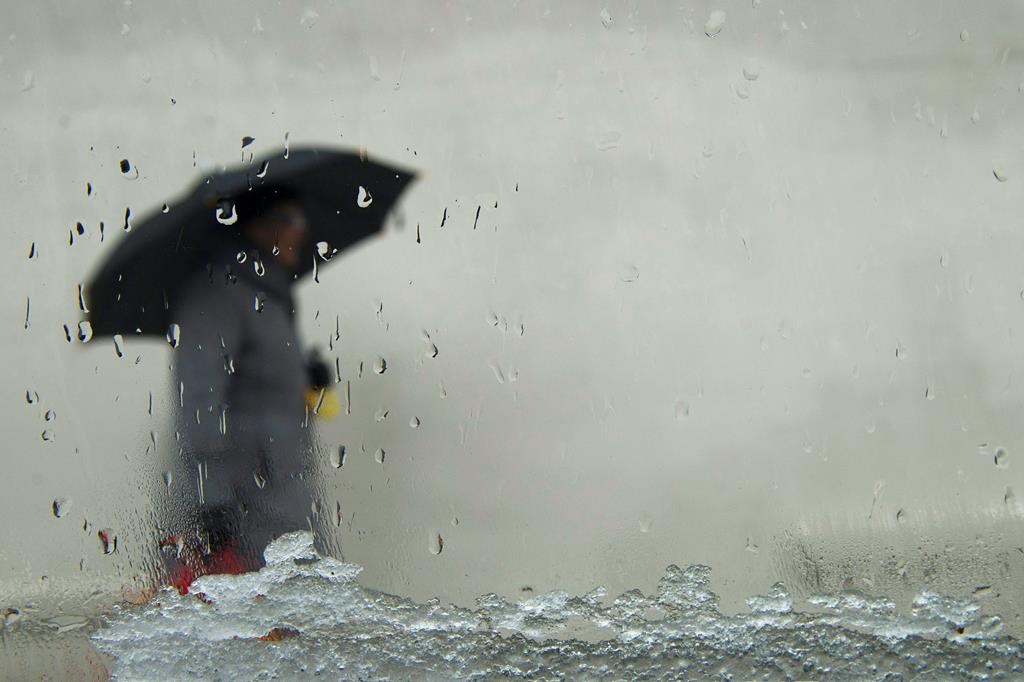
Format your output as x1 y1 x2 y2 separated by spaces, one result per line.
85 147 416 337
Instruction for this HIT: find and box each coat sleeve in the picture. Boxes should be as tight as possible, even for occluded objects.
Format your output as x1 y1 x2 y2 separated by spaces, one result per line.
172 276 246 459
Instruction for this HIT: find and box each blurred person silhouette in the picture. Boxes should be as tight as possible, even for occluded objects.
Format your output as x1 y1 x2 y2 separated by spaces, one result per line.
83 147 415 595
162 185 331 592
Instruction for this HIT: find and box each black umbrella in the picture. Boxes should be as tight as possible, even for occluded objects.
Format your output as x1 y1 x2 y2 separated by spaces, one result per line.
85 146 416 337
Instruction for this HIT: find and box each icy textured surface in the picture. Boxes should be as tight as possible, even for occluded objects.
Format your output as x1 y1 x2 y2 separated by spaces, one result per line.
94 532 1024 680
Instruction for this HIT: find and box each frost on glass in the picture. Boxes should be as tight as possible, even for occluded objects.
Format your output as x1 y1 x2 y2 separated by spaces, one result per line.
3 0 1024 679
93 531 1023 680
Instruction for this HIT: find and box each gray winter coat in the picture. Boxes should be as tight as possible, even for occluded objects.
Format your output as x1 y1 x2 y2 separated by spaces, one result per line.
171 240 312 553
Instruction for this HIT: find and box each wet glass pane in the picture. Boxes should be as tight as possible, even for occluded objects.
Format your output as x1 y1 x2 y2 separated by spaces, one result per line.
4 1 1024 678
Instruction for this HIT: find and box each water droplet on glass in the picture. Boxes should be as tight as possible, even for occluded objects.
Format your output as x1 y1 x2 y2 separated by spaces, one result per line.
965 272 976 293
330 446 346 469
28 242 36 259
253 471 267 489
674 400 690 420
619 264 640 282
428 532 444 555
970 106 980 124
993 168 1009 182
236 251 247 264
166 323 180 348
241 136 255 148
439 383 447 399
599 7 612 27
374 447 386 464
254 293 265 313
960 29 970 42
925 385 935 401
253 258 265 277
112 334 124 358
745 538 760 554
26 390 38 404
41 430 53 442
44 409 55 422
98 529 117 554
52 498 70 518
119 158 131 174
374 407 389 422
896 509 907 523
489 364 506 384
357 186 373 208
162 471 173 491
373 356 387 374
216 201 238 225
123 207 132 231
161 203 170 214
742 60 760 80
77 284 88 313
1004 486 1015 505
409 416 421 429
704 9 726 36
595 130 621 151
256 160 270 178
77 321 93 343
994 447 1009 469
271 244 280 256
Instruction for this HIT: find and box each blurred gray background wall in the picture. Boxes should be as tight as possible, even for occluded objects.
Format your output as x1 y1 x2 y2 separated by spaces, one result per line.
2 0 1023 627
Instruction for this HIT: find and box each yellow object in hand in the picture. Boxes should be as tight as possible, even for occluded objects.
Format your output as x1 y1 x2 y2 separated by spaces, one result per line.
304 387 340 419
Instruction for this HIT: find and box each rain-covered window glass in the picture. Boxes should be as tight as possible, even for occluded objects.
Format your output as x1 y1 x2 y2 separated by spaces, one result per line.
4 2 1024 678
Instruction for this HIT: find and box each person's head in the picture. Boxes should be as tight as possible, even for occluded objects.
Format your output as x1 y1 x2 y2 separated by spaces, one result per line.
235 186 308 273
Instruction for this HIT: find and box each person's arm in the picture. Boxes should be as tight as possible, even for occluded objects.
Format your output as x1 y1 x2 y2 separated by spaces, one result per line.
172 276 246 458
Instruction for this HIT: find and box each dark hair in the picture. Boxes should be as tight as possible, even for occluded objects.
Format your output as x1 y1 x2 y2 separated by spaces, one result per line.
232 185 301 226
